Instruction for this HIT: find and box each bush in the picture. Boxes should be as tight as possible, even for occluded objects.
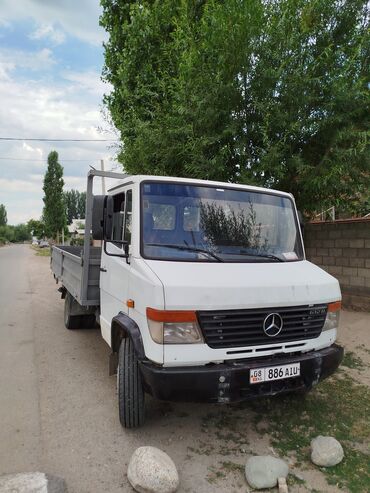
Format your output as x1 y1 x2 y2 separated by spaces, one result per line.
0 224 31 243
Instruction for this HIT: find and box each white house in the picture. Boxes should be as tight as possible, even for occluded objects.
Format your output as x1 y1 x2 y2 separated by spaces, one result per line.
68 219 85 239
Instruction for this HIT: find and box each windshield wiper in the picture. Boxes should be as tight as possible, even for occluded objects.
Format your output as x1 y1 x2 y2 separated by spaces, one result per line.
238 251 285 262
146 243 224 262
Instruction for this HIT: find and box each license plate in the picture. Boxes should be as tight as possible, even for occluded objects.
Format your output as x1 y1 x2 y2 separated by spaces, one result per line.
249 362 300 384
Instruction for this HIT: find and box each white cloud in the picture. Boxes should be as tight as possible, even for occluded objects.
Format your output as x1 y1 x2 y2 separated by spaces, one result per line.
28 174 86 192
29 23 65 45
0 61 118 224
62 70 110 97
0 18 11 29
0 197 43 225
0 0 119 224
22 142 43 159
0 177 40 193
1 0 106 46
0 61 14 81
0 47 55 73
64 175 88 191
0 73 107 140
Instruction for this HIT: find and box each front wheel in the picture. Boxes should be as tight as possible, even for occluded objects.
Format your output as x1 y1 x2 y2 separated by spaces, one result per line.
118 337 145 428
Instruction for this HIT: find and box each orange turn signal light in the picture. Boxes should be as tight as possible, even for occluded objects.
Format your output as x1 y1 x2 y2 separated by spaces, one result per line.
146 308 197 323
328 301 341 312
126 299 135 309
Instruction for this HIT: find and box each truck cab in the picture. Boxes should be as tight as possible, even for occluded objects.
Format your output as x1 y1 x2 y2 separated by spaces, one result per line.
52 170 343 428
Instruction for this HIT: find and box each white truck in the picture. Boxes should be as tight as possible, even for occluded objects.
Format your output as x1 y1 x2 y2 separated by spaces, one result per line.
51 169 343 428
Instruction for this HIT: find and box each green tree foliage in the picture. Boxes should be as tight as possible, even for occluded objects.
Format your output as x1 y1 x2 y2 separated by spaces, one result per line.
200 202 265 249
64 190 86 224
27 219 45 239
77 191 86 219
42 151 66 239
0 224 31 244
13 224 31 242
0 204 7 226
101 0 370 213
0 225 13 244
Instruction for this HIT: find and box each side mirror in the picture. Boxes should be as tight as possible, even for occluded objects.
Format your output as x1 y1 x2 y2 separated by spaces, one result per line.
103 195 114 240
92 195 114 240
92 195 105 240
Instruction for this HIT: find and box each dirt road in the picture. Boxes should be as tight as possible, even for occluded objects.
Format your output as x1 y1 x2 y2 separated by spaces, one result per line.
0 244 369 493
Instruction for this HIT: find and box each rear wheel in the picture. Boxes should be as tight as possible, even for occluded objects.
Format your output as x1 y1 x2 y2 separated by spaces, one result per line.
80 314 96 329
64 293 96 330
118 337 145 428
64 292 80 330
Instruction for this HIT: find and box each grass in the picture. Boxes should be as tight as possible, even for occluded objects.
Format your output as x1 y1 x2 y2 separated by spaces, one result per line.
341 351 367 370
248 374 370 492
31 245 51 256
206 461 244 486
197 371 370 492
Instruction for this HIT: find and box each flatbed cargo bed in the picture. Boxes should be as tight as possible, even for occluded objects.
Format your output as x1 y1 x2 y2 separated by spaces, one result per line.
51 245 101 306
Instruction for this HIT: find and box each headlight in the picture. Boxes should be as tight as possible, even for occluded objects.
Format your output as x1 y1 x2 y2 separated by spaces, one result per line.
323 301 341 331
146 308 204 344
163 322 203 343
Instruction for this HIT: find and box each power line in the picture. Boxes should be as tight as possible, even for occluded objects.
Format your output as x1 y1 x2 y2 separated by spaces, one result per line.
0 137 116 142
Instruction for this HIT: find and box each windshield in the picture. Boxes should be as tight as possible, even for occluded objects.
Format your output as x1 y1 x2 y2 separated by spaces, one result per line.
141 182 304 262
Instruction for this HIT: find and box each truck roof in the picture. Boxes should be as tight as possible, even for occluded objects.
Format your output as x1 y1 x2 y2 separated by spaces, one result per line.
108 174 293 199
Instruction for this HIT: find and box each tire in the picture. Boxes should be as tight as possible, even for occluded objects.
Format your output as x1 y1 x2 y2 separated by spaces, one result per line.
80 314 96 329
64 292 81 330
64 293 96 330
118 337 145 428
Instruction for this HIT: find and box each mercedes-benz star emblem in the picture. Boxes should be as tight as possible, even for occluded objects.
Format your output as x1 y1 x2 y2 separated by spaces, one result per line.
263 313 283 337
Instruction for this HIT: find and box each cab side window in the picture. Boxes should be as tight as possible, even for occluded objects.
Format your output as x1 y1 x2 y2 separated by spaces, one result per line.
111 189 133 247
124 190 132 245
112 192 125 243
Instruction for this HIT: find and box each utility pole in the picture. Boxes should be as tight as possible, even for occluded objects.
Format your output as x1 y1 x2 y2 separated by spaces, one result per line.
101 159 106 194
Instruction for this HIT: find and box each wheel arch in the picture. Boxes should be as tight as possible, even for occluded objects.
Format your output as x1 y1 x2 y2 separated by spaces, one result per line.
111 312 145 360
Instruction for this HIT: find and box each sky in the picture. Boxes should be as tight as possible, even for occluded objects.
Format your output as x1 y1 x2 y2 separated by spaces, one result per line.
0 0 121 225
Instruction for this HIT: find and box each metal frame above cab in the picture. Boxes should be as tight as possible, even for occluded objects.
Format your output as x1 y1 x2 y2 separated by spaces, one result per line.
81 169 130 305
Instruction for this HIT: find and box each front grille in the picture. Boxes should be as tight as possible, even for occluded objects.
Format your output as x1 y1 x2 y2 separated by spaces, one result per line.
197 304 327 349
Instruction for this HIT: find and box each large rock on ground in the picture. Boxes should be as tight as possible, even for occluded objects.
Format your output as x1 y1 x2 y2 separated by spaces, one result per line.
0 472 67 493
127 446 179 493
245 455 289 489
311 436 344 467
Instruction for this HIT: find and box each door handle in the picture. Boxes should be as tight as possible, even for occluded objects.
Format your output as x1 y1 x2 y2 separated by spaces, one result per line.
100 267 107 272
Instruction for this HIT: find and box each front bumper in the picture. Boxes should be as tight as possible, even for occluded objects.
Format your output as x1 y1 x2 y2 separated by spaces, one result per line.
139 344 343 403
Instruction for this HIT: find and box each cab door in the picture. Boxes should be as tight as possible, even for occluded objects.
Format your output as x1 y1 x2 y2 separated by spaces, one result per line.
99 188 133 345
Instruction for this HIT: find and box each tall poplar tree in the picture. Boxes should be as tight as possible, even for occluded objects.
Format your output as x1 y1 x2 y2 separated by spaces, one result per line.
43 151 66 240
0 204 7 226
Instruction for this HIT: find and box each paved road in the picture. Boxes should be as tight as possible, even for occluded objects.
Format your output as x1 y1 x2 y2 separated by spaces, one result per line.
0 245 41 473
0 245 226 493
0 245 139 492
1 245 369 493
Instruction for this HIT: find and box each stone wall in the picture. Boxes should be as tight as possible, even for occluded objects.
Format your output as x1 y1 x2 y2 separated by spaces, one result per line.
304 219 370 311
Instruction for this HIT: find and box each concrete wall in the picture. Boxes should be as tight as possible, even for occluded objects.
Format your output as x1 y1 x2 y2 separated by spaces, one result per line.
304 219 370 311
